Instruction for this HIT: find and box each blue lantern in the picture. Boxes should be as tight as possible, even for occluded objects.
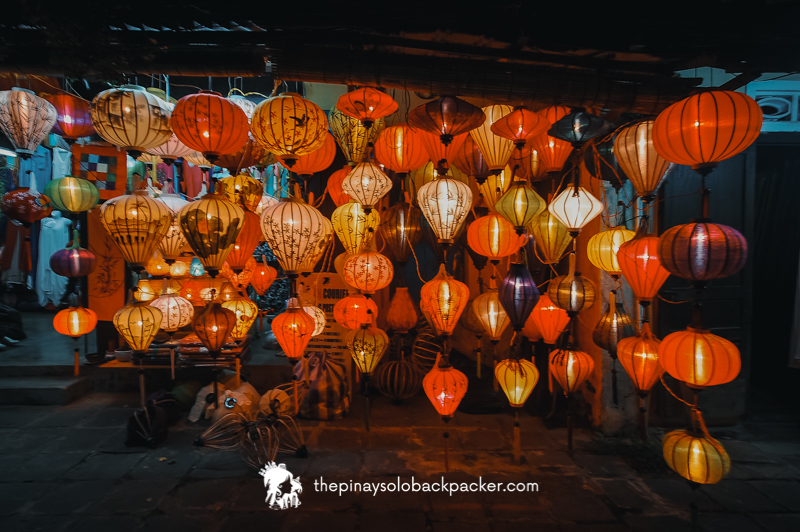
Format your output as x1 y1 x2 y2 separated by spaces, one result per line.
190 257 206 277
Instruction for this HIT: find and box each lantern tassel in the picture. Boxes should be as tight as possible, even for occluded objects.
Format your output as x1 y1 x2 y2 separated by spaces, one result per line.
73 338 80 377
443 430 450 473
513 411 521 463
638 393 648 443
476 347 481 379
567 393 573 452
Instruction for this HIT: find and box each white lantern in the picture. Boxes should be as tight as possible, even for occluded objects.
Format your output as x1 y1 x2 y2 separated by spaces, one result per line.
146 133 193 163
260 196 331 276
304 306 327 337
341 162 392 212
548 185 604 236
150 292 194 333
417 176 473 244
155 194 190 262
469 104 514 173
0 88 57 158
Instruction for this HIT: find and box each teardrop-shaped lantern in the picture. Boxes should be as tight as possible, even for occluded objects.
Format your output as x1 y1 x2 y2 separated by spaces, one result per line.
251 92 328 167
549 346 595 395
374 123 428 177
150 292 194 333
99 190 172 270
178 190 245 276
614 120 674 202
617 217 670 303
420 264 470 336
386 287 419 335
219 172 263 213
283 131 337 179
44 176 99 213
499 260 540 331
341 162 392 212
469 104 515 174
587 226 636 278
528 203 572 264
659 327 741 389
547 108 611 148
155 194 190 263
495 358 539 407
326 165 353 207
548 184 604 236
453 134 491 185
250 261 277 296
346 324 390 375
657 221 747 282
548 253 596 318
222 296 259 340
472 276 510 341
379 199 422 265
663 429 731 484
495 174 546 234
423 356 469 420
616 322 663 394
527 105 572 173
114 300 163 353
333 294 378 330
271 304 316 360
328 107 384 165
0 88 57 158
343 252 394 295
467 213 526 263
260 196 331 276
417 175 473 244
225 210 261 272
336 87 398 128
592 291 635 355
332 201 380 256
192 300 237 354
44 93 94 142
49 229 97 278
408 96 485 146
528 293 570 345
490 106 551 150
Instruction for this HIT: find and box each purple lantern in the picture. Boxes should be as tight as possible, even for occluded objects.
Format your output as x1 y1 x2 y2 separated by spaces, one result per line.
49 229 97 278
499 261 539 331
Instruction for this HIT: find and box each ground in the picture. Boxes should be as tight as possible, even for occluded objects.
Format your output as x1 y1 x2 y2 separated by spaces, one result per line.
0 388 798 532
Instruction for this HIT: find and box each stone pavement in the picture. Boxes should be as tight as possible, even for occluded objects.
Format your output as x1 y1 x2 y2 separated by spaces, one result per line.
0 391 798 532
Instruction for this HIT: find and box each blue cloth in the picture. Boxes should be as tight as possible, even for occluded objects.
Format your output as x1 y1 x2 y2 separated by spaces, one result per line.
18 145 52 191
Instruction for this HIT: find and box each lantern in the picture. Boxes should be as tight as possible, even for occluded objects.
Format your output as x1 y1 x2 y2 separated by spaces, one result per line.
453 134 491 184
190 257 206 277
49 229 96 278
284 131 337 179
418 130 468 171
261 197 331 277
341 162 392 213
336 87 398 128
221 257 256 289
228 93 257 121
90 85 171 157
326 166 352 207
490 106 550 150
469 104 515 174
592 291 635 355
44 176 99 213
548 184 604 236
224 210 261 272
584 133 627 190
114 300 163 353
528 105 572 172
467 213 526 262
374 124 428 177
657 222 747 282
408 96 485 146
587 226 636 278
495 175 546 234
145 252 170 277
549 347 595 395
374 355 422 401
154 194 190 263
192 301 237 354
548 253 596 317
420 264 469 336
547 108 610 148
528 293 570 345
219 173 263 212
328 107 384 165
178 191 245 276
333 294 378 330
663 429 731 484
406 161 470 207
509 145 546 182
343 252 394 295
222 296 259 340
472 277 510 341
659 327 741 388
617 218 670 303
303 305 327 337
1 186 52 225
346 325 390 375
617 322 663 393
54 307 97 338
330 201 377 256
417 176 473 244
150 292 194 333
250 262 278 296
386 287 418 334
99 191 172 269
146 133 193 164
614 120 674 202
521 313 542 342
475 166 511 212
499 260 540 331
653 91 762 175
44 93 94 141
170 260 189 278
271 304 315 360
528 207 573 264
251 93 328 167
495 358 539 408
379 199 422 265
185 151 212 169
423 357 469 419
171 91 248 162
134 279 157 302
216 137 267 175
0 88 57 158
200 280 238 303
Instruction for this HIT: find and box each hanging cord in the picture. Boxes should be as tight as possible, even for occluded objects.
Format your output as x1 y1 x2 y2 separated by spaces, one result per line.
658 294 694 305
408 242 427 283
228 87 271 99
144 74 202 91
28 75 90 101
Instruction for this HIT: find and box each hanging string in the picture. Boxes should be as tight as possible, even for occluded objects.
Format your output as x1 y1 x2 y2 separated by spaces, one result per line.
408 242 427 283
657 294 694 305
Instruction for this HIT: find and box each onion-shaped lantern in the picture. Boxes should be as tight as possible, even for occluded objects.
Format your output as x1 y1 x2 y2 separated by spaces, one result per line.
346 325 390 375
192 300 236 355
477 166 512 211
528 105 572 172
333 294 378 330
472 276 510 341
499 260 540 331
659 327 741 388
467 213 526 263
178 191 245 276
491 106 550 150
90 85 171 158
374 123 428 177
336 87 398 128
150 292 194 333
663 429 730 484
547 108 610 148
44 93 94 141
587 226 636 279
592 291 635 355
343 252 394 295
548 184 604 236
657 221 747 283
155 194 189 263
549 346 595 394
341 162 392 212
251 93 328 167
420 264 470 336
617 218 670 303
44 176 99 213
386 287 418 334
225 210 261 272
326 165 353 207
406 161 469 207
528 206 572 264
408 96 485 146
495 175 546 234
216 137 267 175
653 91 762 175
614 120 674 202
548 253 596 317
509 145 546 182
332 201 379 256
171 91 248 162
272 304 316 360
528 293 570 345
146 133 193 164
283 131 337 179
617 322 663 393
469 104 515 174
219 173 263 212
114 300 163 353
379 199 422 265
54 306 97 338
453 134 491 185
0 88 57 158
328 107 384 165
99 191 172 270
222 296 259 340
496 358 539 408
259 196 330 276
417 175 473 244
49 229 97 278
423 356 469 420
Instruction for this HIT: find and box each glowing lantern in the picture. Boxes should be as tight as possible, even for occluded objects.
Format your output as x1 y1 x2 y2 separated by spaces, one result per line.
478 167 513 212
261 195 330 274
495 358 539 408
406 161 470 207
49 229 96 278
528 293 570 345
614 120 674 202
54 307 97 338
336 87 398 128
333 294 378 330
490 106 550 150
171 91 248 162
216 136 266 175
592 291 635 356
343 252 394 295
548 253 596 317
145 252 170 277
467 213 525 262
617 218 670 303
418 130 468 171
587 226 636 278
663 429 730 484
549 346 595 394
326 166 352 207
0 88 57 158
192 300 237 354
271 304 315 360
228 94 257 121
617 322 663 393
522 313 543 342
499 261 540 331
528 105 572 172
150 292 194 333
653 91 762 175
185 151 212 169
225 210 261 272
90 85 171 157
284 131 336 179
423 357 469 419
495 175 546 234
114 300 163 353
509 145 546 182
657 220 747 283
134 279 157 302
408 96 485 146
472 276 510 340
178 191 245 276
222 296 259 340
659 327 741 388
386 287 418 334
375 124 428 177
154 194 190 263
328 107 384 165
547 108 610 148
190 257 205 276
417 175 473 244
420 264 469 336
251 93 328 167
346 325 390 375
341 162 392 212
470 104 515 174
453 134 491 184
44 93 94 141
170 260 189 277
548 184 604 236
330 201 377 256
146 133 193 164
219 173 263 212
528 208 573 264
99 191 172 270
44 176 99 213
379 199 422 265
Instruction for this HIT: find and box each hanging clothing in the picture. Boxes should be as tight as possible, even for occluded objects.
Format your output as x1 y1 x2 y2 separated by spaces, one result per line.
18 145 52 191
182 161 204 198
0 220 31 285
36 212 70 307
52 147 71 180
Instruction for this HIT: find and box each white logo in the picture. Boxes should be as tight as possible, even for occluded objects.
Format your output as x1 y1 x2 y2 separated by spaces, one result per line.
259 462 302 510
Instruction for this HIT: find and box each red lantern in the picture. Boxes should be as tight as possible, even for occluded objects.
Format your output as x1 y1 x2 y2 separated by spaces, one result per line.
617 218 670 303
659 327 741 389
657 221 747 282
527 293 570 345
374 124 428 176
1 187 52 225
215 136 266 174
336 87 398 128
408 96 485 146
283 131 337 178
527 106 572 173
171 91 249 162
53 307 97 338
225 210 261 273
44 93 94 141
250 261 277 296
326 165 352 207
192 300 237 354
49 229 97 278
271 305 315 361
423 356 469 420
333 294 378 330
490 106 550 150
453 134 490 184
549 347 595 394
616 322 663 394
467 214 526 263
418 130 468 170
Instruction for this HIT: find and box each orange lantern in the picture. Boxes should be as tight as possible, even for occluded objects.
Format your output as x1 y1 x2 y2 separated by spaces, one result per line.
44 93 95 141
663 428 731 485
192 301 237 355
171 91 249 162
333 294 378 330
54 306 97 338
272 304 316 361
250 261 278 296
617 218 670 304
342 252 394 295
527 293 570 345
453 134 491 184
225 210 261 273
549 347 595 395
616 322 663 394
374 124 428 177
336 87 398 128
467 213 526 263
408 96 485 146
528 105 572 173
420 264 469 336
283 131 336 178
653 91 762 175
659 327 741 389
423 356 469 420
145 251 170 277
614 120 674 202
509 145 546 181
490 106 550 151
326 165 352 207
251 92 328 167
587 226 636 279
418 130 468 170
386 287 419 335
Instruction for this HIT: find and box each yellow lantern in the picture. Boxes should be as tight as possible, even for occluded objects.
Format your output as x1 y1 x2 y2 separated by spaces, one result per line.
615 119 674 202
99 190 172 270
495 175 546 234
331 201 380 256
472 276 510 341
260 196 331 276
586 226 636 278
470 104 514 174
528 209 573 264
44 176 99 213
219 173 263 212
406 161 469 207
341 162 392 213
178 191 245 277
478 166 513 211
222 296 259 340
420 264 470 336
548 185 604 236
343 252 394 295
113 300 163 353
346 325 390 375
134 279 157 302
417 176 473 244
328 106 385 165
250 93 328 167
663 429 730 484
169 260 190 278
155 194 190 263
495 358 539 407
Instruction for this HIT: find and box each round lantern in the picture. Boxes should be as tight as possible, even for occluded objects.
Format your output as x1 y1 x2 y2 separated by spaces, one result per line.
617 218 671 303
90 85 171 157
420 264 469 336
284 131 337 179
271 304 315 360
261 197 331 276
406 161 470 207
99 190 172 269
49 229 97 278
417 175 473 244
374 123 428 176
114 300 163 353
219 173 263 213
146 133 193 164
192 300 237 355
592 290 635 355
333 294 378 330
548 184 604 236
509 145 546 182
379 199 422 265
469 104 515 174
499 260 540 331
343 252 394 295
216 137 267 175
386 287 418 334
336 87 398 128
547 108 610 148
490 106 550 150
228 94 257 122
178 191 245 276
251 93 328 167
614 120 674 201
653 91 762 175
495 175 546 234
341 162 392 212
328 107 384 165
1 187 52 225
44 176 99 213
527 105 572 172
528 208 572 264
663 429 730 484
150 292 194 333
408 96 485 146
657 221 747 282
54 307 97 338
496 358 539 408
659 327 741 388
331 201 379 256
617 322 663 393
472 277 510 341
548 253 596 317
171 90 248 162
374 355 422 401
346 325 390 375
477 166 512 211
222 296 259 340
327 165 352 207
528 293 570 345
587 226 636 278
453 134 491 184
250 261 278 295
467 213 526 262
423 357 469 420
225 210 261 272
44 93 94 141
549 347 595 394
154 193 189 262
0 88 57 158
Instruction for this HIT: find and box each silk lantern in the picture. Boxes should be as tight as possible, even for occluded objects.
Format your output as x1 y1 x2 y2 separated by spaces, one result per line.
657 220 747 283
134 279 157 302
225 210 261 272
528 105 572 172
228 93 257 122
219 172 263 212
341 162 392 212
150 292 194 333
302 305 327 337
467 213 526 263
592 291 635 356
587 226 636 279
663 429 731 485
346 325 390 375
216 136 267 175
659 327 741 388
495 174 546 234
614 120 674 202
379 199 422 265
617 218 670 304
44 176 99 213
272 304 315 360
408 96 485 146
0 88 57 158
332 201 379 256
114 300 163 353
496 358 539 408
406 161 470 207
343 252 394 295
260 196 330 276
418 130 468 172
1 187 53 226
171 90 248 162
222 296 259 340
472 276 510 341
44 93 94 141
336 87 398 128
251 93 328 167
178 191 245 276
453 134 491 184
528 293 570 345
170 260 189 278
193 300 237 354
548 184 604 236
155 193 189 263
420 264 469 336
423 356 469 420
499 260 540 331
49 229 97 278
145 252 170 277
374 123 428 177
547 107 610 148
548 253 595 317
333 294 378 330
528 207 573 264
99 190 172 270
328 107 384 165
386 287 418 334
326 165 353 207
417 175 473 244
617 322 663 394
284 131 337 179
146 133 193 164
509 145 545 182
491 106 550 150
53 306 97 376
549 346 595 395
469 104 515 173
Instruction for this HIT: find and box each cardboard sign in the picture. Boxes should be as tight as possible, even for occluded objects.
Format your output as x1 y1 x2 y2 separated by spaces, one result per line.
297 273 351 359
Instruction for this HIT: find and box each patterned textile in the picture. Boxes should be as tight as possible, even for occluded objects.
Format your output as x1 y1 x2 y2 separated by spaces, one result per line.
71 144 127 199
292 351 350 420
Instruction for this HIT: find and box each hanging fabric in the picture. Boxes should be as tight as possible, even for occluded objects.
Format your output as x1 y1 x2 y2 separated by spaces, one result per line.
181 160 204 198
0 220 31 284
36 211 71 307
18 145 52 191
52 147 71 180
